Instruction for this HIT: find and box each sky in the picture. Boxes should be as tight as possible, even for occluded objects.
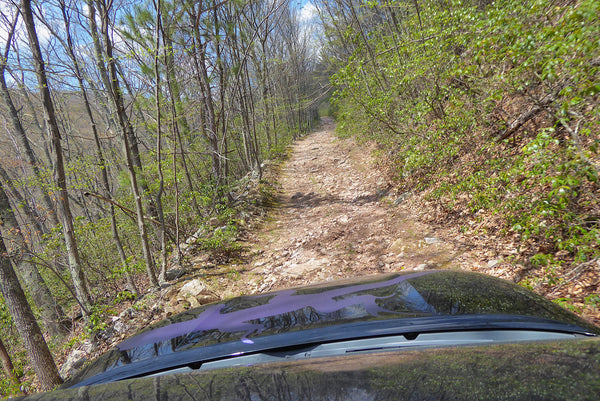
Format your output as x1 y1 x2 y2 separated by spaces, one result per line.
0 0 324 88
299 1 318 23
297 1 323 57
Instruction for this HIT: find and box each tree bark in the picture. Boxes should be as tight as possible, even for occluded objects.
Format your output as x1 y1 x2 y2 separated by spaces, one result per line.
0 166 45 237
58 0 138 296
161 11 200 216
95 0 158 288
0 180 69 338
189 5 221 183
154 0 167 283
0 231 62 391
0 10 58 231
21 0 93 317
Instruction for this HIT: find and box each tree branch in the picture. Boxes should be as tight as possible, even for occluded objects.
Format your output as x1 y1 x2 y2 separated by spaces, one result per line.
83 191 176 230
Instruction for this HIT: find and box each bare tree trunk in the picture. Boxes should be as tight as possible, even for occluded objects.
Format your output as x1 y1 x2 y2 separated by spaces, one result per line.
21 0 93 318
95 0 158 288
57 0 138 296
0 230 62 391
0 10 57 231
0 181 69 338
0 166 45 237
86 0 157 218
161 11 201 217
0 338 24 395
154 0 167 283
189 6 221 183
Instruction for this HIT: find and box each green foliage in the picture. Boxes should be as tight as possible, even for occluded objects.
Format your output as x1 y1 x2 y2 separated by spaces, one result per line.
85 305 118 335
585 294 600 309
1 0 328 386
63 333 87 351
197 223 240 254
0 369 29 399
553 297 582 314
330 0 600 270
113 290 137 305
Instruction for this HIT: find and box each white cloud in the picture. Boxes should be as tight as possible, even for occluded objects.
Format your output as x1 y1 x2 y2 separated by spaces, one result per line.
0 1 52 48
297 2 323 59
299 2 317 22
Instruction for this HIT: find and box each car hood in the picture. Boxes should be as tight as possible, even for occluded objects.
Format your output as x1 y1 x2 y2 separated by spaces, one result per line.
24 338 600 400
65 270 600 387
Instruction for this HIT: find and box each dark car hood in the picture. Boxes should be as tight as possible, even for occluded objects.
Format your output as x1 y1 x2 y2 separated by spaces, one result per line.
65 270 600 387
24 338 600 400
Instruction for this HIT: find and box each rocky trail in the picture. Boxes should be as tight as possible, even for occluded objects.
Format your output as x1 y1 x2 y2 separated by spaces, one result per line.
63 118 476 376
193 117 479 298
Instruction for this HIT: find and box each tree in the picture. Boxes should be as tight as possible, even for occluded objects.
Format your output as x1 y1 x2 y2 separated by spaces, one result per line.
0 179 69 339
21 0 93 317
93 0 159 288
53 0 138 295
186 1 222 184
0 232 62 391
153 0 168 282
0 8 58 232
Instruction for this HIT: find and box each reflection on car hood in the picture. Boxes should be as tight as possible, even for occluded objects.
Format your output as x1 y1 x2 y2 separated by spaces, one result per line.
119 271 433 350
66 270 600 387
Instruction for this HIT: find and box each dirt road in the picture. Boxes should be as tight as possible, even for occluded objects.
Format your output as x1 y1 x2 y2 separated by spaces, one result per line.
214 118 476 297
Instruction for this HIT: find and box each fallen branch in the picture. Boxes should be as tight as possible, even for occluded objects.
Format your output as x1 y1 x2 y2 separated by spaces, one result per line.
496 94 556 141
547 257 599 296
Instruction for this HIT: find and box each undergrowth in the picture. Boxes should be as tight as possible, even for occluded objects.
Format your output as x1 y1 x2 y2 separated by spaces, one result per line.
330 0 599 305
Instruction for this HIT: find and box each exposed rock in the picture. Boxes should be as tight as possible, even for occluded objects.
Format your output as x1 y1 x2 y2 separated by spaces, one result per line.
60 349 88 378
80 340 94 354
389 239 404 253
414 263 428 271
164 301 189 316
118 307 135 320
179 227 208 253
96 326 116 343
190 295 218 308
113 319 129 334
424 237 443 244
178 279 219 307
337 215 350 224
179 279 209 297
165 268 186 281
487 259 501 268
394 192 412 205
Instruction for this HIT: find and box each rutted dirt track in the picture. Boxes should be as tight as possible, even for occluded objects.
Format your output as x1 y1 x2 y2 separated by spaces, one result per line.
211 118 477 297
